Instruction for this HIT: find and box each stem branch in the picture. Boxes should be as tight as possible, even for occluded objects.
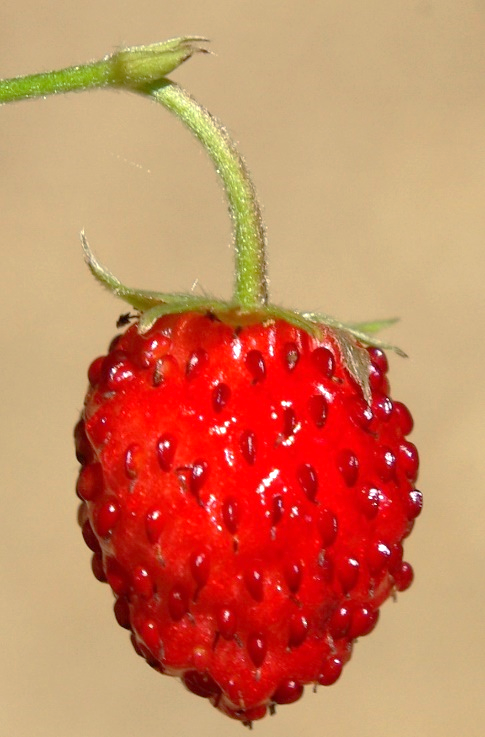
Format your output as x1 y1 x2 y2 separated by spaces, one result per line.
0 38 269 309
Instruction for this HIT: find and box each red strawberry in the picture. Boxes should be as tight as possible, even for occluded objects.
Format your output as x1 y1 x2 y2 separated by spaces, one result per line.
75 312 421 723
74 43 421 725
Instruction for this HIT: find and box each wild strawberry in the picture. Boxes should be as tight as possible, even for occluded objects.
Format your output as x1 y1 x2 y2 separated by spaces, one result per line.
74 40 422 725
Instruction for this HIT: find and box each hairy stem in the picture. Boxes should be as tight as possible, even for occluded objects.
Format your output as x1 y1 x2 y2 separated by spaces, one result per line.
0 38 208 104
0 60 113 103
140 80 268 309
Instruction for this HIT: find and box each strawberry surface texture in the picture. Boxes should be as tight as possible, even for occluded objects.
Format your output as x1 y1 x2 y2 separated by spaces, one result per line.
75 311 421 724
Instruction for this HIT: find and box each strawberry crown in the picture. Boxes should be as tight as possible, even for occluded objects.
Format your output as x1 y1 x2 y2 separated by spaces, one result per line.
0 36 405 400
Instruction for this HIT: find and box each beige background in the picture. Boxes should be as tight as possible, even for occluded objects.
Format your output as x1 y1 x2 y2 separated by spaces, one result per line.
1 2 484 736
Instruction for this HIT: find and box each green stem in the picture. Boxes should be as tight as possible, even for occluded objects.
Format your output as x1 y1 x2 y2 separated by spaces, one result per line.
0 38 208 104
141 80 268 309
0 38 269 310
0 60 113 103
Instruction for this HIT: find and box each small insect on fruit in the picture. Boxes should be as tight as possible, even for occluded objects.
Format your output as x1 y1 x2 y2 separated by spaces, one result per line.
74 40 422 726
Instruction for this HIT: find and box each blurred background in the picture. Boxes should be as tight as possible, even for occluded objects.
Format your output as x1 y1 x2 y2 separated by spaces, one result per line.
1 1 484 736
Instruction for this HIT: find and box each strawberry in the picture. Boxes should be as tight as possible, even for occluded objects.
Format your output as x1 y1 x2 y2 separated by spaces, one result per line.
74 44 422 725
75 312 420 723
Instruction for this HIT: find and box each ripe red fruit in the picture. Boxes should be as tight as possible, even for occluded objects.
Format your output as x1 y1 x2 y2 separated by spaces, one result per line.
75 312 421 723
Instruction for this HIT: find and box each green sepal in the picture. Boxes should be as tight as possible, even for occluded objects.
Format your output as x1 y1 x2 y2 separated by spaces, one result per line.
81 232 221 314
348 317 399 334
300 311 407 357
138 298 230 332
331 329 373 404
81 232 166 311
